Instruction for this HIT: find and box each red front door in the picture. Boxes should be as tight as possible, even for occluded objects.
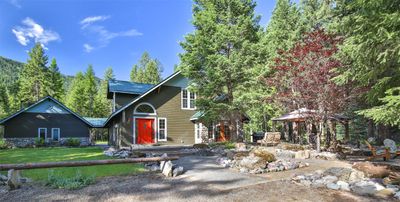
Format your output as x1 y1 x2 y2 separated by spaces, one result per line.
136 118 154 144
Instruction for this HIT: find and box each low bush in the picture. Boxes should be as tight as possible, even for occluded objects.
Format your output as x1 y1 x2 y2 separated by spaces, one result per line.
208 141 235 149
65 138 80 147
34 137 45 147
0 139 9 149
46 170 95 190
224 141 236 149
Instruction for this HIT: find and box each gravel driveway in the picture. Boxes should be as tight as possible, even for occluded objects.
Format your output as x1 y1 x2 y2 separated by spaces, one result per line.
0 155 386 202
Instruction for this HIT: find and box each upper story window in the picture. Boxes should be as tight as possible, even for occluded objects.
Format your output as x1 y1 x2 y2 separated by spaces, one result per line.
134 103 156 115
181 89 196 110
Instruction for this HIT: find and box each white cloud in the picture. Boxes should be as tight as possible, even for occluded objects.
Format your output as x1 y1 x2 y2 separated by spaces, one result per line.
9 0 21 8
83 43 94 53
80 15 142 52
11 17 60 48
80 15 110 28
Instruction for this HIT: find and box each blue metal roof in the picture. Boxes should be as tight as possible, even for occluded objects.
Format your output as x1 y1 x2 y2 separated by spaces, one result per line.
83 117 107 127
108 80 154 95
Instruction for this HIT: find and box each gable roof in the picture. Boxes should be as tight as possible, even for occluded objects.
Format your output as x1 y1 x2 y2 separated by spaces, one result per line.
104 71 182 125
108 80 154 97
0 96 94 127
83 117 108 127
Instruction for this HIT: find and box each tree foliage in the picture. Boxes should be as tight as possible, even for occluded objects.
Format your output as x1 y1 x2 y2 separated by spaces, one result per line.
180 0 261 139
46 58 65 100
94 67 115 117
130 52 162 84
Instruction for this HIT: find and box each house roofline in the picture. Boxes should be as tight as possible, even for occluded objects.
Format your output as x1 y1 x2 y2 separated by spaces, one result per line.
104 71 182 126
0 96 94 127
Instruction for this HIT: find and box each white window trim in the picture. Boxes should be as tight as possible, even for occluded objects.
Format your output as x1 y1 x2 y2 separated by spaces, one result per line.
181 89 196 110
51 128 60 141
134 102 157 115
38 128 47 139
194 122 203 143
157 118 167 141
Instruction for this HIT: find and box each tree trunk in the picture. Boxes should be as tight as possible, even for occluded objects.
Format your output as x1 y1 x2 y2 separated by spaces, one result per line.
344 121 350 143
367 119 375 138
316 121 322 153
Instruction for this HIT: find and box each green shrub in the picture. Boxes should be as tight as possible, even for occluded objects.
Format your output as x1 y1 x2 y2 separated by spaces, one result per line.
0 139 9 149
65 138 80 147
46 170 95 190
224 141 236 149
34 138 45 147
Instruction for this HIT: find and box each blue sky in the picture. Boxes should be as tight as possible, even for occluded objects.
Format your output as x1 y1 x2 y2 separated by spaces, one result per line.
0 0 275 80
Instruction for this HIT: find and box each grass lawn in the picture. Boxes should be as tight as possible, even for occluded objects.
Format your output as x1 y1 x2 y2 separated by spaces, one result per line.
0 147 145 182
94 140 108 145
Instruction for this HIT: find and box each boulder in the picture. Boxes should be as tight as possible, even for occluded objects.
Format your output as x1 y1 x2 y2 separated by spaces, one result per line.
352 162 390 178
321 175 338 184
240 168 249 173
350 180 385 196
300 180 312 187
295 151 306 159
374 188 395 199
0 174 7 181
172 166 184 177
149 164 160 172
337 181 350 191
312 179 326 188
275 149 296 159
235 143 247 151
239 155 268 170
7 169 21 190
327 183 340 190
250 148 276 162
395 191 400 200
348 170 365 183
161 161 174 177
323 167 352 181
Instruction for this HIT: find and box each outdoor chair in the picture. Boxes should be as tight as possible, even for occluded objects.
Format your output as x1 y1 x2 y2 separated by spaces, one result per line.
365 140 390 161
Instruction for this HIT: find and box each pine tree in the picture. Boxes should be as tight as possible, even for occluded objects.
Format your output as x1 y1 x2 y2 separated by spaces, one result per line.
130 52 162 84
47 58 65 100
0 84 9 118
180 0 261 140
83 65 97 117
94 67 115 117
18 43 49 105
65 72 86 115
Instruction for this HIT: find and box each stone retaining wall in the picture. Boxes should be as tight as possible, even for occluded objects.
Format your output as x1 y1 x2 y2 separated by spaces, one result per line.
5 137 91 147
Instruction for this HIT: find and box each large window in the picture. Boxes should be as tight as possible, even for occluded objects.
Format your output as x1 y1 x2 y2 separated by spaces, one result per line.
158 118 167 141
38 128 47 139
181 89 195 109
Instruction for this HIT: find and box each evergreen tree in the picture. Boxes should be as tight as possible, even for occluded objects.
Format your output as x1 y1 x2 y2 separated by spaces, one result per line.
18 43 49 104
0 84 9 118
65 72 86 115
180 0 261 140
130 52 162 84
83 65 97 117
47 58 65 100
94 67 115 117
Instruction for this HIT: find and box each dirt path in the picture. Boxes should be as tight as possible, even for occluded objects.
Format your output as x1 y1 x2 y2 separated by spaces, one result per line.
0 155 389 202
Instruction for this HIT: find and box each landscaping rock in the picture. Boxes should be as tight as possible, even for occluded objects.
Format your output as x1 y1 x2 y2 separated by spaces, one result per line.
321 175 338 184
161 161 173 177
300 180 312 187
0 174 7 182
149 164 160 172
275 149 296 159
348 170 365 182
240 168 249 173
337 181 350 191
295 151 307 159
310 151 338 160
7 169 21 190
374 188 395 198
235 143 247 151
352 162 390 178
250 147 276 162
239 155 267 170
323 167 352 181
172 166 184 177
193 143 208 149
312 179 325 188
395 191 400 200
326 183 340 190
350 180 385 196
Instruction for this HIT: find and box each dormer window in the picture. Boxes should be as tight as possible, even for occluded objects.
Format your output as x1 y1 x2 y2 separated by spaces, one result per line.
181 89 195 110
